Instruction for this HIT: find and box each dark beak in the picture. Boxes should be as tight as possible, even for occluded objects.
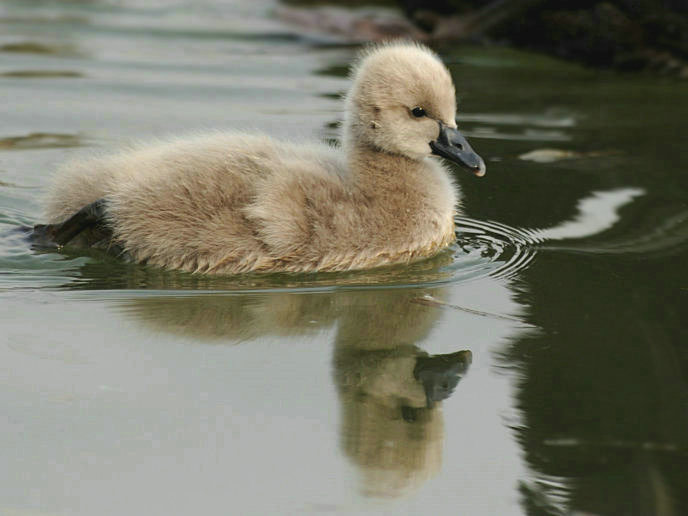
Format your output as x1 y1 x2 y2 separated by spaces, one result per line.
414 350 472 408
429 121 486 177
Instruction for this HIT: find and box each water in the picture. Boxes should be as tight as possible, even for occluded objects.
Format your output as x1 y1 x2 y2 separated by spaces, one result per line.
1 1 687 514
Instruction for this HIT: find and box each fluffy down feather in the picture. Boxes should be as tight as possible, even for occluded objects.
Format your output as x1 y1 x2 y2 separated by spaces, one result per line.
42 42 465 274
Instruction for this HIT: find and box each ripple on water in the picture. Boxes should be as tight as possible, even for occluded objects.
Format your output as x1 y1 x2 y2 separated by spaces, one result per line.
451 217 538 281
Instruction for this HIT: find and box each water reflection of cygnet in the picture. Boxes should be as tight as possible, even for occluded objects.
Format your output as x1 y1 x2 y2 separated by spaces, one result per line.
120 287 473 498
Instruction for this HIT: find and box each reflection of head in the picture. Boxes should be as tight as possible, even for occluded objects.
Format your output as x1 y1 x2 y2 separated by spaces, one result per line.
334 335 471 498
415 350 472 407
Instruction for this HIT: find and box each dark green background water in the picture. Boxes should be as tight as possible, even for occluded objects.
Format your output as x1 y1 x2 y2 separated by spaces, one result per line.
1 1 687 514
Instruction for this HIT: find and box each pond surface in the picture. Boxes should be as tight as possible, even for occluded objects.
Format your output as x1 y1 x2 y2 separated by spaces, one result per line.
1 1 687 515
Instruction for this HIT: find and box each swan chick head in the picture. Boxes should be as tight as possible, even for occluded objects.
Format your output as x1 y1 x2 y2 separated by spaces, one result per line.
344 42 485 176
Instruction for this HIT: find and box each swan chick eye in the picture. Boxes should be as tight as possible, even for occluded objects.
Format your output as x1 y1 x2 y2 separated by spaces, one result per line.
411 107 426 118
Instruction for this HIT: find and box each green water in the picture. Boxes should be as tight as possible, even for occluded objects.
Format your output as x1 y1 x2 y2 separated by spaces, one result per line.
1 1 687 515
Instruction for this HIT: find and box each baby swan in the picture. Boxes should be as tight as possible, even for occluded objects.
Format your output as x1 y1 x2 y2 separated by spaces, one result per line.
37 42 485 274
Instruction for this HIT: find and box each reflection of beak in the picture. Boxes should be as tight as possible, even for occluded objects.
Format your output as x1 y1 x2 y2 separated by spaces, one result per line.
430 121 486 177
414 349 472 408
